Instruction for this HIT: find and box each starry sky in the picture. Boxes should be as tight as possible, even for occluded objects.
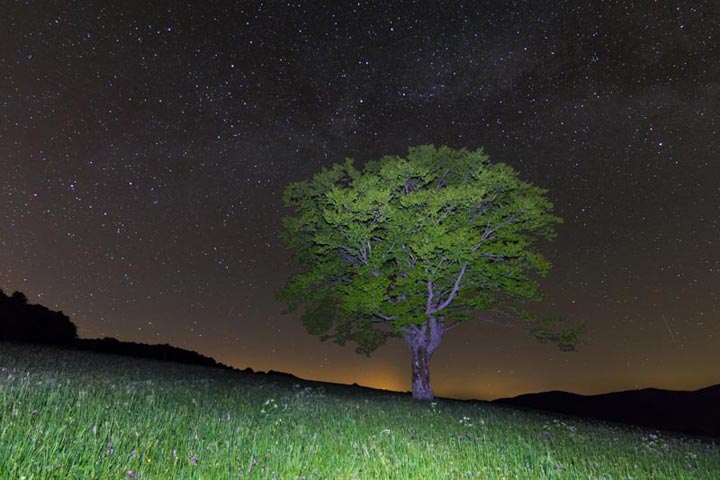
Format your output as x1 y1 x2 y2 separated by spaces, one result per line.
2 1 719 400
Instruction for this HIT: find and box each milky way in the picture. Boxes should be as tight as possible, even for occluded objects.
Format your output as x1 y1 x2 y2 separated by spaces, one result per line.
2 1 719 399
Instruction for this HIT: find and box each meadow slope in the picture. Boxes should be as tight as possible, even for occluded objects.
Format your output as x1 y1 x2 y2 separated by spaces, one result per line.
1 342 718 479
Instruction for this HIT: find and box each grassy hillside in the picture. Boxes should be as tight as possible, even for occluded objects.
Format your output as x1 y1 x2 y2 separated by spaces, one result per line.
1 343 718 479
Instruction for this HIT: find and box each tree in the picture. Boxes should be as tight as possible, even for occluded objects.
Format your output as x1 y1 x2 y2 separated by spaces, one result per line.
0 289 78 344
278 145 581 400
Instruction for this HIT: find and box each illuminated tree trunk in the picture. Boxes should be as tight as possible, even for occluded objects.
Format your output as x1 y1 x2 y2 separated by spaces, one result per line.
404 317 443 400
409 344 433 400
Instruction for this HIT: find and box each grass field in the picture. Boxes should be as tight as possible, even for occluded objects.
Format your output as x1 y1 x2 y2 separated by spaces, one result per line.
1 342 718 479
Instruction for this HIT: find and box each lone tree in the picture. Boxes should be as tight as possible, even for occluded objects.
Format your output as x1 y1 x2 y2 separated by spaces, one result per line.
279 145 580 400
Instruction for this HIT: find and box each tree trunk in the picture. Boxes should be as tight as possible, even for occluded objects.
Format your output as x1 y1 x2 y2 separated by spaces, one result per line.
410 345 433 400
404 317 444 400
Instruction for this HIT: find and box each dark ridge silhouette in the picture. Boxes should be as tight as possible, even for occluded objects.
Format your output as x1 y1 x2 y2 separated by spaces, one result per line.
253 370 408 400
0 289 416 398
5 288 720 437
74 337 221 368
494 386 720 438
0 289 77 344
0 289 232 369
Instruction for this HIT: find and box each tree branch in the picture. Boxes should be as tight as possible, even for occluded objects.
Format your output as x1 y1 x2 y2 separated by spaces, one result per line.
336 244 369 266
426 280 434 315
382 242 396 259
432 264 467 313
436 169 449 190
472 201 491 220
372 310 397 322
403 179 412 195
472 214 519 252
443 321 462 333
359 244 368 265
427 316 443 354
480 253 510 261
476 315 516 327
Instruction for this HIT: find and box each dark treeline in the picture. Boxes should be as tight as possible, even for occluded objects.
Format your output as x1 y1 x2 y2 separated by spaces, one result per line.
0 289 218 368
0 289 77 343
75 337 219 367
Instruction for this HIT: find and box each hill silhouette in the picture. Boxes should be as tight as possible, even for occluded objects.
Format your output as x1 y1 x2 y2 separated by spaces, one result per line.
74 337 222 368
494 386 720 438
0 289 227 369
3 288 720 438
0 289 77 344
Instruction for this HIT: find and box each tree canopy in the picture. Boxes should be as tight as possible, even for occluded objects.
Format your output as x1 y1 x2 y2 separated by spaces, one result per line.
0 289 78 344
279 145 581 399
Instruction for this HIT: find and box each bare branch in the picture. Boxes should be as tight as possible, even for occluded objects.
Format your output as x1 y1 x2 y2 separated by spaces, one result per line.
407 253 417 270
472 201 491 220
403 179 412 195
481 221 493 240
426 280 434 315
357 243 369 265
440 309 518 329
372 311 397 322
433 264 467 313
472 214 519 252
480 253 509 261
339 252 357 265
434 289 448 299
436 169 449 190
336 243 370 266
443 321 461 333
434 256 452 272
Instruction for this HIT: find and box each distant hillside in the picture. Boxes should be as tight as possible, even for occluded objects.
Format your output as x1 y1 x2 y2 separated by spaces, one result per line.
5 288 720 439
0 289 238 369
0 290 77 344
0 288 243 370
73 337 225 368
495 385 720 438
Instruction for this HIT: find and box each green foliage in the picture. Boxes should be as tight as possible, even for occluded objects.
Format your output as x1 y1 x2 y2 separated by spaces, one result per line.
528 315 588 352
1 344 718 479
279 145 578 353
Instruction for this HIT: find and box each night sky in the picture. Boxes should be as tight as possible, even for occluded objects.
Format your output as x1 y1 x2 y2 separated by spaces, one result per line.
2 1 719 400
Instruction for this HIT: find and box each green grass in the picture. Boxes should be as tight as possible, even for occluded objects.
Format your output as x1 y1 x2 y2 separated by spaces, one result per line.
0 343 718 479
